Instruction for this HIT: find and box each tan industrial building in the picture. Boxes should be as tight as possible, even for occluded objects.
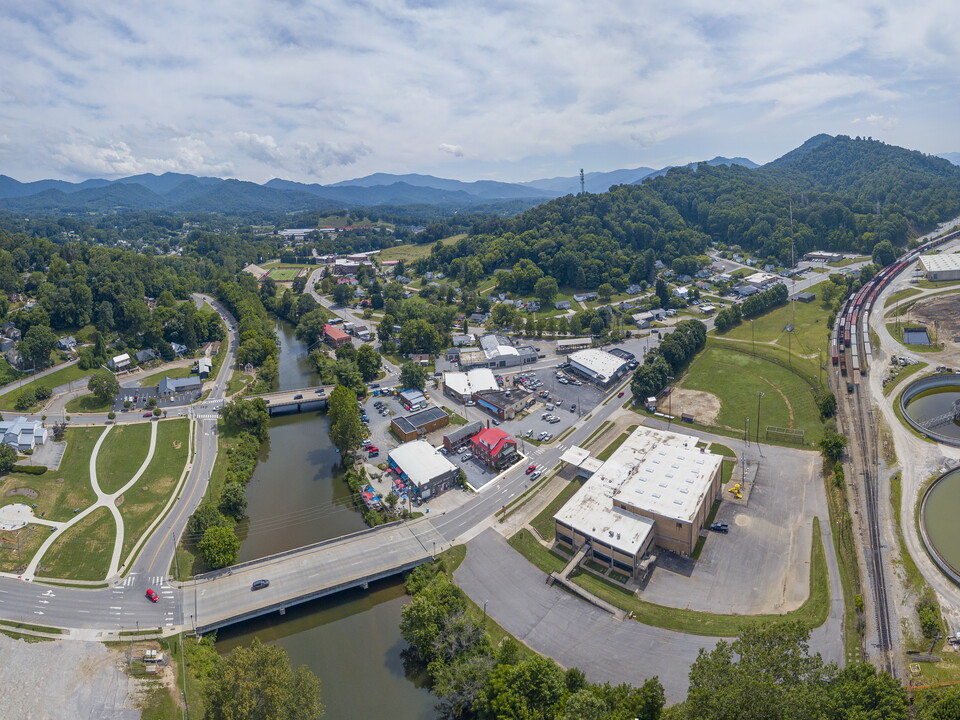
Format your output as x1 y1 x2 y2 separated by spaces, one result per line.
554 426 723 575
920 254 960 282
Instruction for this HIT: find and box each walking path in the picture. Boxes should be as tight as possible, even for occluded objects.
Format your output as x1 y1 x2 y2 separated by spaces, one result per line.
20 421 160 582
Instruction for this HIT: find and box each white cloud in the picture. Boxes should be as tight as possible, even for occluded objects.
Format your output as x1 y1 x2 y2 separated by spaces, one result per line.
1 0 959 181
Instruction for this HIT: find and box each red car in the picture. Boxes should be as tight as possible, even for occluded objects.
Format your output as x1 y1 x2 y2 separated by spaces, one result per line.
143 412 153 418
525 464 537 475
145 588 159 603
617 391 625 398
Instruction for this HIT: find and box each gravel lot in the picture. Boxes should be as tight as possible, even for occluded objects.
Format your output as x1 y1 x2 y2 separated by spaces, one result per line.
0 634 139 719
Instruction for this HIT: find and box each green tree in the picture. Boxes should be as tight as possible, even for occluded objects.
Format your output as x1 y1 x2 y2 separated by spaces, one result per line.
534 276 560 303
872 240 897 267
187 502 231 539
14 389 35 411
219 483 248 521
400 361 428 391
356 344 382 381
597 282 614 302
221 398 270 441
815 389 837 419
476 656 567 720
327 385 364 453
198 525 240 569
88 370 120 402
0 443 17 474
819 428 848 462
655 277 670 307
399 318 442 355
18 325 57 369
203 638 324 720
332 283 354 306
829 662 908 720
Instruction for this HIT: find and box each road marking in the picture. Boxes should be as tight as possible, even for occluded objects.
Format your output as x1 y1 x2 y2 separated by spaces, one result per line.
109 606 122 610
37 600 48 604
77 610 89 613
508 493 516 499
34 611 43 615
41 590 54 597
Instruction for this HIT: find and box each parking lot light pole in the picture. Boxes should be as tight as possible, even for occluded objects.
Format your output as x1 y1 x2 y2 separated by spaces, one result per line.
666 376 675 430
756 391 764 457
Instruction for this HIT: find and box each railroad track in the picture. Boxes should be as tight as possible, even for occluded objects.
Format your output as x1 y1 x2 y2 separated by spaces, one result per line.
841 372 896 677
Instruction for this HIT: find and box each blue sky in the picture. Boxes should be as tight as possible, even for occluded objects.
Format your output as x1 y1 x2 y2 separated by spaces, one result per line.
2 0 959 183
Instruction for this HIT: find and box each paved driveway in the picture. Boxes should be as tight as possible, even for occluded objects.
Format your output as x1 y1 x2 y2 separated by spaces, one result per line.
456 529 719 703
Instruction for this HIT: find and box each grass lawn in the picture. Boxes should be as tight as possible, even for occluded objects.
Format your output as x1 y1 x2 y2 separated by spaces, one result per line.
37 506 116 580
709 443 737 458
885 323 942 352
0 525 52 573
118 419 190 565
96 423 154 494
137 365 195 387
883 363 928 396
596 427 637 462
0 357 22 387
884 287 923 308
715 282 832 360
680 343 823 444
0 426 105 522
0 364 93 411
511 519 829 636
64 393 113 413
530 477 587 540
827 255 869 267
226 370 250 396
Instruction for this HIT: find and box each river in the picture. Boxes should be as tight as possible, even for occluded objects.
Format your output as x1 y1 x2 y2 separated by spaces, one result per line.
218 320 435 719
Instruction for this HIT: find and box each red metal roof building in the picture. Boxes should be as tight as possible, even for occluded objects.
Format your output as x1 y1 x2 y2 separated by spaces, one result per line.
324 324 352 348
470 427 519 470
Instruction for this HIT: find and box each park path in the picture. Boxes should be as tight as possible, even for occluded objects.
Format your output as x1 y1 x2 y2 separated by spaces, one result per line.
21 421 159 582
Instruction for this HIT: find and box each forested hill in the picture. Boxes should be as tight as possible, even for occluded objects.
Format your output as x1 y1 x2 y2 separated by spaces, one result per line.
420 135 960 290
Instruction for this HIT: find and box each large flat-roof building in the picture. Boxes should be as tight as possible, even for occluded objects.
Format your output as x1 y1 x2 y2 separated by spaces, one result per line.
920 254 960 282
391 406 450 442
442 368 498 404
479 334 537 369
442 421 484 451
388 441 460 499
474 387 535 420
554 427 723 575
567 349 631 387
556 337 593 354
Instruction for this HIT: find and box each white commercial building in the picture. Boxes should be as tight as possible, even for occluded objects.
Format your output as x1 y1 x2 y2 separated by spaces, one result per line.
567 348 630 386
388 440 460 499
744 272 780 289
920 254 960 282
554 427 723 574
442 368 499 403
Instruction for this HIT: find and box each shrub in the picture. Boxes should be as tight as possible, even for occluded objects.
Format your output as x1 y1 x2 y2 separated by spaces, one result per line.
12 465 47 475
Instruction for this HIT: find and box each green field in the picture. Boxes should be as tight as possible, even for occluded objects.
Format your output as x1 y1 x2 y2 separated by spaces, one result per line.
96 423 154 494
530 477 587 541
0 427 105 521
827 255 869 267
716 282 831 360
679 343 823 444
37 506 116 580
0 525 50 573
64 394 113 413
378 234 465 263
118 419 190 564
0 364 93 411
262 266 307 282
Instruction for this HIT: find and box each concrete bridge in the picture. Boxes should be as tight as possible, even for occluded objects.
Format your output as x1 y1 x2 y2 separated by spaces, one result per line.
248 386 334 414
189 520 447 634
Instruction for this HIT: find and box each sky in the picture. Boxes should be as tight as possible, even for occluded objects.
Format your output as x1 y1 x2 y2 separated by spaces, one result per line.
2 0 960 185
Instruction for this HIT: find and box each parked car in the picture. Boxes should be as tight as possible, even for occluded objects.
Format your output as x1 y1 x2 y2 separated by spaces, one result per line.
617 391 625 398
251 579 270 590
709 522 729 534
460 453 473 462
143 412 153 418
145 588 159 603
368 451 379 458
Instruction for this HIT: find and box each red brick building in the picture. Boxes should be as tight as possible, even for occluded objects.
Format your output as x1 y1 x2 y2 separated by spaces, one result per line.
470 427 519 470
324 324 352 348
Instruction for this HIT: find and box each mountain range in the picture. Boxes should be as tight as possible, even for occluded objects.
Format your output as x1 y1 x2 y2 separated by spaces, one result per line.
0 156 761 215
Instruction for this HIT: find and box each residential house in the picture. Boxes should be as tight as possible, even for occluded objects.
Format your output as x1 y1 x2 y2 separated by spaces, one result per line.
158 376 202 398
525 301 541 313
554 300 571 311
2 322 21 341
197 358 213 378
57 336 77 351
171 343 188 356
135 349 157 364
626 284 642 295
109 353 131 371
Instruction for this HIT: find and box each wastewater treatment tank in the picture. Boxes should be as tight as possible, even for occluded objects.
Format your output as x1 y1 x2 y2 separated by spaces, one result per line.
900 374 960 445
921 468 960 585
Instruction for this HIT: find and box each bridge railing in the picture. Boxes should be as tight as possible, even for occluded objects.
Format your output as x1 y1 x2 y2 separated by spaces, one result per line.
192 520 404 582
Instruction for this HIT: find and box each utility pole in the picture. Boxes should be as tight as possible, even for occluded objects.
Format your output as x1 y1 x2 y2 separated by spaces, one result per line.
666 376 675 430
756 391 764 456
579 169 585 196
